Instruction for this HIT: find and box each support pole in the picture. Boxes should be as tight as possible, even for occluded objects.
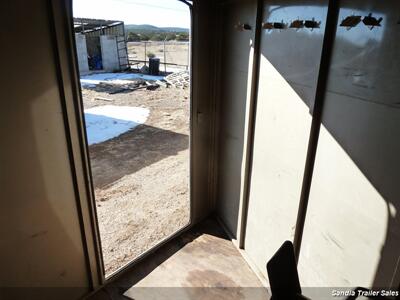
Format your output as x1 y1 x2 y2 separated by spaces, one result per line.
238 0 264 249
164 40 167 73
293 0 340 262
144 41 147 67
186 41 189 70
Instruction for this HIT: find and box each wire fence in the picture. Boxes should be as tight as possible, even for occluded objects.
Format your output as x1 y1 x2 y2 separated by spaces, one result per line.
127 41 190 72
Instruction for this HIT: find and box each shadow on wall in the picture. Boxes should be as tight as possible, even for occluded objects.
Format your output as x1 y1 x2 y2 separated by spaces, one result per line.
260 1 400 289
318 9 400 287
229 0 400 289
88 124 189 189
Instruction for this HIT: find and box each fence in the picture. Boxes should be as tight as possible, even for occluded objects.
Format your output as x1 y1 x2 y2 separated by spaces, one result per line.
127 41 190 72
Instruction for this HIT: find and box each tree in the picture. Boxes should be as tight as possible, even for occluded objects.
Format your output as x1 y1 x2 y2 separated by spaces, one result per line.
151 34 164 41
127 32 140 42
139 34 150 41
176 32 189 41
166 33 176 41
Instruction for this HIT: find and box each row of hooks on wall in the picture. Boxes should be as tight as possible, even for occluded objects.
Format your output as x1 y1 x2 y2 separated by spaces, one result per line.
235 13 385 32
263 18 321 31
234 18 321 32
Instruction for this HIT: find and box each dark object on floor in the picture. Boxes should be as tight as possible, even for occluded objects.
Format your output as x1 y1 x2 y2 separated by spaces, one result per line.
268 242 397 300
267 241 309 300
267 241 304 299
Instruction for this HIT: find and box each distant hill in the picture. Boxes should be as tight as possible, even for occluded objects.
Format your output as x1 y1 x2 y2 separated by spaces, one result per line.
125 24 189 42
125 24 189 33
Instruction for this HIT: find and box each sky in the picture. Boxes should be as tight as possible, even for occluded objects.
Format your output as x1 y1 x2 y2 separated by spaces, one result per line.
73 0 190 28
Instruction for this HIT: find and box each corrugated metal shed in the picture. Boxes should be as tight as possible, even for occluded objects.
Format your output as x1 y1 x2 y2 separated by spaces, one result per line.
74 17 125 38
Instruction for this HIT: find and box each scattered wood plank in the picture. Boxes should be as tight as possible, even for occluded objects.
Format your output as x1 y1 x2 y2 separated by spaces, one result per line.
94 97 113 102
156 80 169 88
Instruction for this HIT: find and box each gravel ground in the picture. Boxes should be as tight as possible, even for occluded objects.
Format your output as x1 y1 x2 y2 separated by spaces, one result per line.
82 83 190 276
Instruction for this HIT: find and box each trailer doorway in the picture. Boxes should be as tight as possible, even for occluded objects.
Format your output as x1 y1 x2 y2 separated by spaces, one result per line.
73 0 192 278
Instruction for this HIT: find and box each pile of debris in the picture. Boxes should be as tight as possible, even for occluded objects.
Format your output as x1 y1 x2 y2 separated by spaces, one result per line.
81 71 191 94
89 79 167 95
165 71 190 89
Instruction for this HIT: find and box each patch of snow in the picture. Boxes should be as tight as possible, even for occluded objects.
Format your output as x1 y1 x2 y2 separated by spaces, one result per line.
80 72 165 87
85 105 149 145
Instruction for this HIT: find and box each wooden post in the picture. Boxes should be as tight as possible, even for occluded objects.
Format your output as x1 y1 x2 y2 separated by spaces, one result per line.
186 41 189 70
144 42 147 67
163 40 167 73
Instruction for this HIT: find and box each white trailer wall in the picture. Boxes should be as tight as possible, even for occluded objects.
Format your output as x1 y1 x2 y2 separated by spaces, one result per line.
216 0 400 292
216 0 258 240
244 0 328 281
1 1 93 299
298 0 400 290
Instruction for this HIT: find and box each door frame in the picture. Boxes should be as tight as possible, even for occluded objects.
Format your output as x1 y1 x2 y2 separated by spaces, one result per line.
47 0 211 289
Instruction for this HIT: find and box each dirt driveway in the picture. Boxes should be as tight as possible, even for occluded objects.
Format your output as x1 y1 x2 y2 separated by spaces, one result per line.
82 84 190 276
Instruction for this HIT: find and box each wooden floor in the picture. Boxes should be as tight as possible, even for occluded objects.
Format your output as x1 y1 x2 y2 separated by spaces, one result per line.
89 218 269 300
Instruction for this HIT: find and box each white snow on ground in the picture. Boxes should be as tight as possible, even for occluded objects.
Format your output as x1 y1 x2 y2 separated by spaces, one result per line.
85 105 149 145
80 72 165 87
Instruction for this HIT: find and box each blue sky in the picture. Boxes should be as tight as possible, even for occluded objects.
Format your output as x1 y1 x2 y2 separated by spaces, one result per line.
73 0 190 28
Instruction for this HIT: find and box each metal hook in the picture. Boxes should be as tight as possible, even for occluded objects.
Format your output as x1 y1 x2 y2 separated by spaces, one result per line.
235 22 252 31
362 13 383 30
304 18 321 31
340 15 362 30
289 19 304 31
262 22 274 30
262 20 287 31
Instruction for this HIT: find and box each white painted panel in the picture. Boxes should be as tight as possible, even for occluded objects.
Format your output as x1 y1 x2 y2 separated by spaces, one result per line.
299 0 400 291
244 56 313 280
100 35 120 72
299 126 390 287
217 0 258 238
243 0 327 281
75 33 89 74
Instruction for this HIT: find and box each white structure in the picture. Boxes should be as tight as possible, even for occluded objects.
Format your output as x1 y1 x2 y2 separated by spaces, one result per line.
75 34 89 74
100 35 120 72
74 18 129 73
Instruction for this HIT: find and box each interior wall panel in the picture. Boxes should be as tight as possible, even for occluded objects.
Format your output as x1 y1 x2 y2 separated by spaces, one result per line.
299 0 400 290
0 0 91 299
243 0 328 280
191 0 222 223
217 0 258 238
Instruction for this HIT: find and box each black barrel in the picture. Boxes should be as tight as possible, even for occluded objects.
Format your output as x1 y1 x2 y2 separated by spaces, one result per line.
149 58 160 75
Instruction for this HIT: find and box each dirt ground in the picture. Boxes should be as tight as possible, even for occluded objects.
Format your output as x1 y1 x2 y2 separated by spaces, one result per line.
82 82 190 276
128 41 189 69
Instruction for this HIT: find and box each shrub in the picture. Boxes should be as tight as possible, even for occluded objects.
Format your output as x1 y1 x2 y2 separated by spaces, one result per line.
127 32 140 42
166 33 177 41
147 52 156 59
176 33 189 41
139 34 150 41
